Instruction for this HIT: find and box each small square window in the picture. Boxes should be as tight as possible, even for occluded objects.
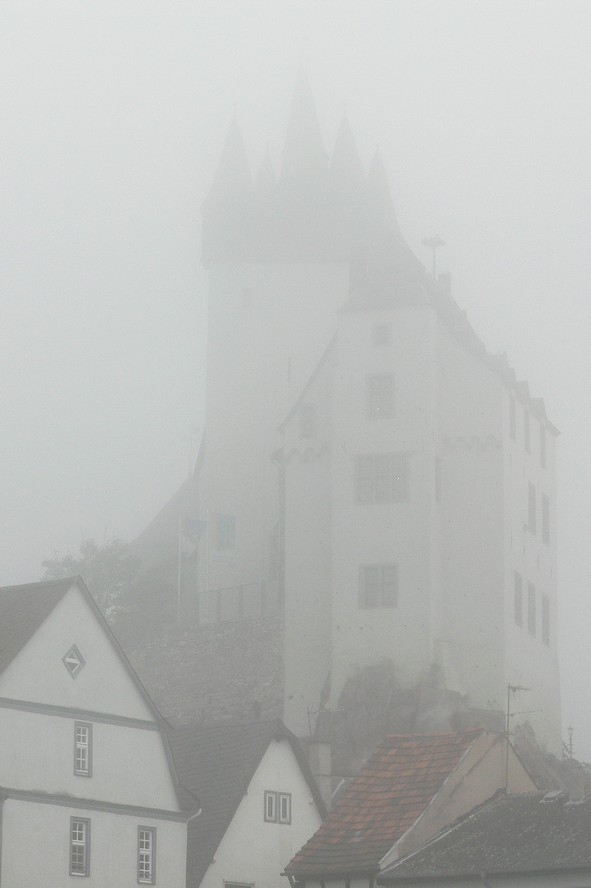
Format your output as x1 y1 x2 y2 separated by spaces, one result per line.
359 565 398 609
138 827 156 884
264 791 291 824
70 817 90 877
74 722 92 777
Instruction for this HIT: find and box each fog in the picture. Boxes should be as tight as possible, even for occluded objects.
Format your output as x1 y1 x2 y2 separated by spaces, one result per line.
1 1 591 755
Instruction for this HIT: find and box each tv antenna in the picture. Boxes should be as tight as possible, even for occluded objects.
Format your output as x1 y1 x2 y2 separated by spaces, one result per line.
421 235 446 278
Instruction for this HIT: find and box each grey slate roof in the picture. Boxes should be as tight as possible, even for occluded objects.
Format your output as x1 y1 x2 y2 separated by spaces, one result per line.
169 719 326 888
379 792 591 882
0 577 75 675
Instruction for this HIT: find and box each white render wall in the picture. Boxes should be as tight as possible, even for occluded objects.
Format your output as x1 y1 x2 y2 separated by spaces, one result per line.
200 738 323 888
1 798 187 888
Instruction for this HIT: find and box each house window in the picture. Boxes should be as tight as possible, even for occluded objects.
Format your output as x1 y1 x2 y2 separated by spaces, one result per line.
300 403 317 439
279 792 292 824
62 644 85 679
528 483 536 533
366 374 394 418
540 424 547 468
216 514 236 550
359 565 398 608
74 722 92 777
356 453 409 503
542 494 550 545
527 582 536 636
524 409 530 453
372 324 391 346
514 572 523 627
264 791 291 824
542 595 550 646
138 827 156 884
264 790 276 822
509 395 516 440
70 817 90 877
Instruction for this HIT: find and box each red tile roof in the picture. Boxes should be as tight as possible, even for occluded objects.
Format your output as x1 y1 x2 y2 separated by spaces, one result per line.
285 730 482 878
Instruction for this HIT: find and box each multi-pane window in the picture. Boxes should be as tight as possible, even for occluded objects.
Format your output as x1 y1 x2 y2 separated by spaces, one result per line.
300 403 317 439
527 582 536 636
366 374 394 418
509 395 516 441
524 409 531 453
528 483 536 533
74 722 92 777
359 565 398 608
356 453 409 503
264 790 291 824
514 572 523 627
70 818 90 877
138 827 156 884
542 494 550 545
542 595 550 646
540 423 547 468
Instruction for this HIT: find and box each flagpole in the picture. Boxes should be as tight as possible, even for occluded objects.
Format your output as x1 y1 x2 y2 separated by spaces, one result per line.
177 515 182 629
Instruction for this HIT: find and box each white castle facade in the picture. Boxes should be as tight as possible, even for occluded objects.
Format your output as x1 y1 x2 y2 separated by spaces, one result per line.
195 78 561 753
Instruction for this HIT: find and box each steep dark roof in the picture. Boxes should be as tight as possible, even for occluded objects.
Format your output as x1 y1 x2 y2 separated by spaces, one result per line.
286 731 482 878
169 719 326 888
0 577 75 675
379 792 591 881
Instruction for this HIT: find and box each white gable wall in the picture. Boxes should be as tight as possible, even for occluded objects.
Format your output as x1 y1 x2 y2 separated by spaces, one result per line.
200 738 323 888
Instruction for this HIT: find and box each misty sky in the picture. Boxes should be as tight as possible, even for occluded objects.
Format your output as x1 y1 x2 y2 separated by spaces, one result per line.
2 1 591 755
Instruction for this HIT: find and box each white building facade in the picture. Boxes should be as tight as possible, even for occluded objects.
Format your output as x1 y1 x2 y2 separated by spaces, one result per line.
196 78 561 753
0 577 196 887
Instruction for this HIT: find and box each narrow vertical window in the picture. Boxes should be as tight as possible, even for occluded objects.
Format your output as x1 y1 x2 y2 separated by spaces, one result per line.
264 790 277 822
542 595 550 646
138 827 156 884
542 494 550 545
70 818 90 877
524 409 530 453
359 565 398 608
278 792 292 824
514 572 523 627
509 395 516 441
527 582 536 636
528 483 536 533
74 722 92 777
540 423 546 468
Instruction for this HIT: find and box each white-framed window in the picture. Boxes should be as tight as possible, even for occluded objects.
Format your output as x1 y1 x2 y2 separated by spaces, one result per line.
70 817 90 877
527 582 536 636
359 564 398 608
356 453 409 504
138 827 156 884
366 374 394 418
514 572 523 627
264 791 291 824
74 722 92 777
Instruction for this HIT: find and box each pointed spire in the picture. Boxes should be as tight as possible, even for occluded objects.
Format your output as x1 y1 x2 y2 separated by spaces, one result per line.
280 69 328 188
206 115 252 206
330 115 364 202
365 149 403 243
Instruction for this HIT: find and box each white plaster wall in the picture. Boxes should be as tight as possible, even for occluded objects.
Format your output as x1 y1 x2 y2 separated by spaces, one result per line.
0 707 178 809
328 305 438 704
0 585 153 721
200 738 323 888
1 797 187 888
200 262 348 603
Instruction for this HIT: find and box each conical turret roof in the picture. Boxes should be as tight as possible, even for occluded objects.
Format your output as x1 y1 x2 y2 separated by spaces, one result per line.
330 114 364 203
205 115 252 206
280 69 328 188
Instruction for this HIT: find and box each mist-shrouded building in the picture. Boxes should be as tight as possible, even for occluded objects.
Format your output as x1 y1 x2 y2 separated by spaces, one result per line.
195 76 561 753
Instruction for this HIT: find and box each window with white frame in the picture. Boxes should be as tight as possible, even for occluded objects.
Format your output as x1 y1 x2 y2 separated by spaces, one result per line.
366 374 394 418
359 564 398 608
70 817 90 877
138 827 156 884
356 453 409 503
264 791 291 824
74 722 92 776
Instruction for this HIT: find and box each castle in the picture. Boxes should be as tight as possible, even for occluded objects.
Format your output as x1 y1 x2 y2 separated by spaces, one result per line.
138 75 561 754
